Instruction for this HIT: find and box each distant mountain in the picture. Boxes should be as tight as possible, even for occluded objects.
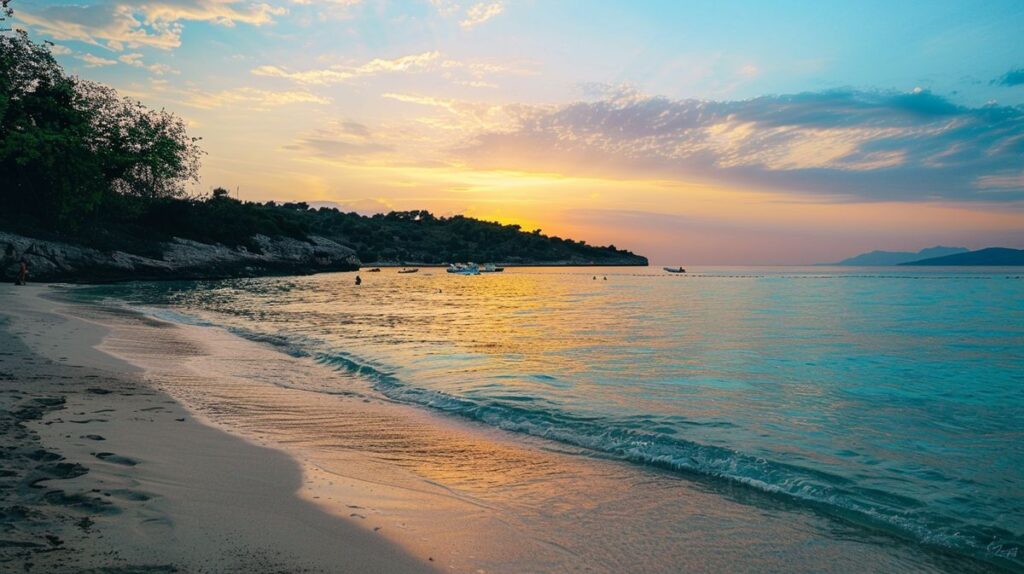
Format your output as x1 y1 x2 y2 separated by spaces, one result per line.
821 246 969 266
900 247 1024 266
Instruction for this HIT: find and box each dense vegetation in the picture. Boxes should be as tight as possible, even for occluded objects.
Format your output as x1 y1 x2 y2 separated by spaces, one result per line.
1 31 202 232
132 202 645 264
1 32 645 266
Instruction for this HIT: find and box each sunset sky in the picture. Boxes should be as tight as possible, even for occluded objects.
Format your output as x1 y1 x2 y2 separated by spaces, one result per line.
16 0 1024 263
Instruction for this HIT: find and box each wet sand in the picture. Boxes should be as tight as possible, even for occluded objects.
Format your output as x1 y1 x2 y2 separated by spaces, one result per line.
0 284 434 573
0 284 1000 573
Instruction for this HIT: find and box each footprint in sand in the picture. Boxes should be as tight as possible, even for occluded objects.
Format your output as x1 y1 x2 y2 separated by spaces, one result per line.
93 452 139 466
109 489 154 501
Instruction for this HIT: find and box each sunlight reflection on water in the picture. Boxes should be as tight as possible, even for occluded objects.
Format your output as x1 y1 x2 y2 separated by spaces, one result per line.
69 266 1024 570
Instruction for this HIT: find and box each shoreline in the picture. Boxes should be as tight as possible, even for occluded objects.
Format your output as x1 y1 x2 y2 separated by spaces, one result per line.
1 284 1007 573
0 284 434 573
361 262 650 268
0 230 647 284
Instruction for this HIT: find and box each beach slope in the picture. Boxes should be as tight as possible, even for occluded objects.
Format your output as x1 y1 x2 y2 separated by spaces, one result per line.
0 284 433 573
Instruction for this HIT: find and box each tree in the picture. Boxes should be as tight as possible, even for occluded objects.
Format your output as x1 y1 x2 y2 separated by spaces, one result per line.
0 30 104 227
77 81 202 200
0 31 203 232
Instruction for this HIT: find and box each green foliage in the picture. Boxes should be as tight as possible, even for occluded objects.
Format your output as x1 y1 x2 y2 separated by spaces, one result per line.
235 206 643 265
76 80 202 200
0 31 103 228
0 31 201 231
33 195 642 264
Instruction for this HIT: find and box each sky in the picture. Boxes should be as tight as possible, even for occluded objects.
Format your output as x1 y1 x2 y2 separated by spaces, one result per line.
13 0 1024 264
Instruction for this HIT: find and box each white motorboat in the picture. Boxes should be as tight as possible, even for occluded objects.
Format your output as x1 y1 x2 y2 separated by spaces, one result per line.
447 263 480 275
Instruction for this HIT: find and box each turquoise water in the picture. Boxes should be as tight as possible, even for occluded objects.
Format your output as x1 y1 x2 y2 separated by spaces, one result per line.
69 266 1024 570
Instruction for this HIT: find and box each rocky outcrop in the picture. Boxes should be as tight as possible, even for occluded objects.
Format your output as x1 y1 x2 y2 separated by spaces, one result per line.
0 232 360 283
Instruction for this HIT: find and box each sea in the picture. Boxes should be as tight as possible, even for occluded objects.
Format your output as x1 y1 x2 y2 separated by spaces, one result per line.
65 266 1024 572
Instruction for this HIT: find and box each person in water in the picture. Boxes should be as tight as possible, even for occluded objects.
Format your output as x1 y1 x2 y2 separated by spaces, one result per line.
15 259 28 286
355 275 362 286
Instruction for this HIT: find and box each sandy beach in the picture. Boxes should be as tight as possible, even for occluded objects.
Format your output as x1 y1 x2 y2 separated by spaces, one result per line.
0 284 434 573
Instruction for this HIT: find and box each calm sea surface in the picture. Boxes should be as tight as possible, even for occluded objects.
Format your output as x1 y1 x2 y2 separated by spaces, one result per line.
70 266 1024 570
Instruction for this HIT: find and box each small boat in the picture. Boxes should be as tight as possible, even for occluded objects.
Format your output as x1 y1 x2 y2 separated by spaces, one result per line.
480 263 504 273
366 268 381 272
447 263 480 275
398 268 419 274
663 267 686 273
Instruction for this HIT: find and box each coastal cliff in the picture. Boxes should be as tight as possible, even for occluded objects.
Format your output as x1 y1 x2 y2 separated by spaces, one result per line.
0 232 361 283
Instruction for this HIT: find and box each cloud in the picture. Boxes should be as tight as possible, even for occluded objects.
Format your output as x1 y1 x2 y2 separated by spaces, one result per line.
19 1 286 51
289 0 362 20
77 53 118 67
118 52 145 66
253 51 524 89
290 0 361 4
975 171 1024 192
252 51 441 85
993 68 1024 87
428 0 505 30
455 79 498 88
460 2 504 29
118 52 178 75
286 120 394 159
738 64 759 78
186 87 330 109
382 92 542 132
428 0 461 17
455 89 1024 202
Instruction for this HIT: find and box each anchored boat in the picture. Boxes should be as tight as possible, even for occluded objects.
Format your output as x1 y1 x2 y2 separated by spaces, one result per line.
447 263 481 275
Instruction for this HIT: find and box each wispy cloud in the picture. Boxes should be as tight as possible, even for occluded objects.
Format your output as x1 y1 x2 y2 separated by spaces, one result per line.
19 1 286 51
460 2 504 29
252 51 525 88
289 0 362 20
252 51 441 85
186 87 330 109
286 119 394 159
993 68 1024 87
77 52 118 67
975 171 1024 192
454 88 1024 201
290 0 361 4
118 52 178 75
382 92 541 132
428 0 461 17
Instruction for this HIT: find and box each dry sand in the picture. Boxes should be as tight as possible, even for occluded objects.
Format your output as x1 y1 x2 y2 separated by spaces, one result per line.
0 284 434 573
